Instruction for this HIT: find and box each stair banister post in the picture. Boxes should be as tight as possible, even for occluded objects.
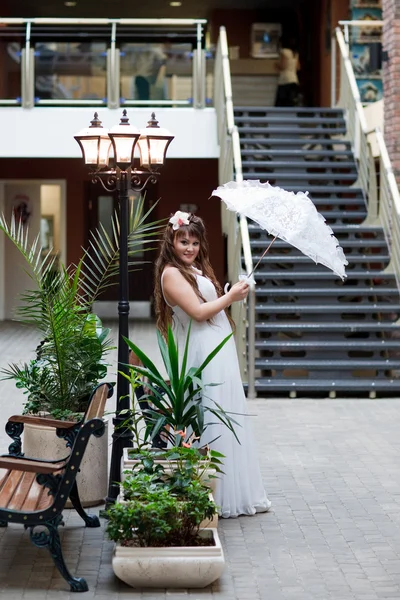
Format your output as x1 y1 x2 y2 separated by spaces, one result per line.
331 32 337 107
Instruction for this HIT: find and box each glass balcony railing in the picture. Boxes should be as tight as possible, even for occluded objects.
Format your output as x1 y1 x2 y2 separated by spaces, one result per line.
0 18 210 108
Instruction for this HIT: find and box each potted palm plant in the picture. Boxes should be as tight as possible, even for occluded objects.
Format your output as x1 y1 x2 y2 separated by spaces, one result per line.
120 322 239 481
0 198 162 505
107 451 225 589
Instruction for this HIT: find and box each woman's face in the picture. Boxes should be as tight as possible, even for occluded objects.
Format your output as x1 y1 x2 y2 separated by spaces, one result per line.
173 233 200 266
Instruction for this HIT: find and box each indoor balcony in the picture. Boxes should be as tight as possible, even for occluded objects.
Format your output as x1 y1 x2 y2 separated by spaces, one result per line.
0 17 217 160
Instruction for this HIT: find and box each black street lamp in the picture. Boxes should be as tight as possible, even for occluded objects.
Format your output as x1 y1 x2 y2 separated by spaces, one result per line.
75 110 174 504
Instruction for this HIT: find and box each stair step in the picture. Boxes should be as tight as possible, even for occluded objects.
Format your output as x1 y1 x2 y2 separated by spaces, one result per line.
244 195 365 204
254 270 394 280
252 255 388 264
235 106 345 114
252 378 400 391
248 211 366 222
255 358 400 369
238 126 347 135
241 149 355 158
235 116 346 126
255 303 400 313
250 238 381 248
241 160 356 170
254 287 399 296
240 140 351 150
255 340 400 349
255 321 400 332
249 223 381 235
242 182 363 195
242 172 357 182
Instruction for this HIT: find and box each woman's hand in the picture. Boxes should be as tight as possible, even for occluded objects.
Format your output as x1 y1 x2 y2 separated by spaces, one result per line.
228 280 249 303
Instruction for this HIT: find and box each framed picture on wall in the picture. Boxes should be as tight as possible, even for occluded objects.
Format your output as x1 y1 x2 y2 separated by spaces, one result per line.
351 43 382 75
351 8 382 43
356 77 383 102
251 23 282 58
350 1 381 7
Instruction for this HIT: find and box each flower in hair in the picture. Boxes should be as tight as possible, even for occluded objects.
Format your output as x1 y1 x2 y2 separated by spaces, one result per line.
169 210 190 230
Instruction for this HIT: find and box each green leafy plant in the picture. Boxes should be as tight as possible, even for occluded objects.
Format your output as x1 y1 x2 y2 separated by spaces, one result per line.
122 322 240 447
107 473 216 547
122 443 225 494
0 198 163 418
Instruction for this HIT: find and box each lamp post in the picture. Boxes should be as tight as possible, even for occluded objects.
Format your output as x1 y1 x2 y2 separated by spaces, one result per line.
75 110 174 504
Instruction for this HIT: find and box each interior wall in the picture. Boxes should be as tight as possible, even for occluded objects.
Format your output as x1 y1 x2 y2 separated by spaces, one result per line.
0 157 223 297
317 0 350 107
0 158 86 268
155 159 223 284
211 8 299 59
4 182 41 319
0 184 4 320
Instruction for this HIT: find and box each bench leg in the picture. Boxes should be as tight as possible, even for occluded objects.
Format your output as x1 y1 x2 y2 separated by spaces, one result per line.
30 515 89 593
69 481 100 528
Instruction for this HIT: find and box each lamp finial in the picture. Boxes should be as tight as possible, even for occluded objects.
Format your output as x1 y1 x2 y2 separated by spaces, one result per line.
120 110 130 126
89 112 102 128
147 113 159 128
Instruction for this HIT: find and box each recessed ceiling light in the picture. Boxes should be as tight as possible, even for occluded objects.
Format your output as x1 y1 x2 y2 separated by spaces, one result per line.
64 1 77 6
170 1 182 6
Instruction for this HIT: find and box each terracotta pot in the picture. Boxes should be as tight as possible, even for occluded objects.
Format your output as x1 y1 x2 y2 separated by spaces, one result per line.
23 420 108 507
112 528 225 588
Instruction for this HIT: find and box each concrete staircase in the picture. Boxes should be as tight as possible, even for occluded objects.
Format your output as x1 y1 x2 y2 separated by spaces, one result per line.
235 106 400 397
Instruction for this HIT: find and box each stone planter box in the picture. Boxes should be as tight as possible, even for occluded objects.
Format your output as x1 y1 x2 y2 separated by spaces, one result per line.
23 419 108 507
112 528 225 588
121 447 217 492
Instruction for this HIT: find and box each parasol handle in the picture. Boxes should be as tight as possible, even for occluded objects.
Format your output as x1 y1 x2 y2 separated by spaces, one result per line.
247 235 278 279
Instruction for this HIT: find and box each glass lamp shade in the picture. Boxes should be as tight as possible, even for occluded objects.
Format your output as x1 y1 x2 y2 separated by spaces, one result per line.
138 127 174 168
138 113 174 169
108 111 140 168
74 113 111 168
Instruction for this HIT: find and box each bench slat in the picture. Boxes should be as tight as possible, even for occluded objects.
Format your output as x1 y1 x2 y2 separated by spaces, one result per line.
0 469 24 508
0 469 10 491
7 471 36 510
22 475 49 512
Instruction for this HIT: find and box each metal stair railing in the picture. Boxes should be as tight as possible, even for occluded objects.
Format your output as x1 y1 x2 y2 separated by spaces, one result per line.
332 26 379 223
333 22 400 302
374 128 400 287
213 26 256 398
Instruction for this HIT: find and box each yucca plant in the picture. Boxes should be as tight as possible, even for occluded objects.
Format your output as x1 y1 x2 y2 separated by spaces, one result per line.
0 197 163 419
122 322 240 447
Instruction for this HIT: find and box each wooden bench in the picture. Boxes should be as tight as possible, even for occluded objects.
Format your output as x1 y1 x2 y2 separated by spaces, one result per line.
0 382 113 592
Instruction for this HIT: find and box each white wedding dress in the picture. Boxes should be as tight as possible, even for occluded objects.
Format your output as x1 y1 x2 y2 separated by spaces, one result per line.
162 268 271 518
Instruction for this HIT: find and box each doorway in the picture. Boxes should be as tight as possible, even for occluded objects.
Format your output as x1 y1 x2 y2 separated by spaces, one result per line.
0 180 65 321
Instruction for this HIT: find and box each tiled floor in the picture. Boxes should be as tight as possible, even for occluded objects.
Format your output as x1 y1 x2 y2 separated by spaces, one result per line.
1 321 400 598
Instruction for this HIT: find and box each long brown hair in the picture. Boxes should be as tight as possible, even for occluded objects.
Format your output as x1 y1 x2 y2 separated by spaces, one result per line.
154 213 235 338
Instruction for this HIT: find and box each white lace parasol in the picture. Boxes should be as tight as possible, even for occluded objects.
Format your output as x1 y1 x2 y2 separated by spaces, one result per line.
212 180 348 280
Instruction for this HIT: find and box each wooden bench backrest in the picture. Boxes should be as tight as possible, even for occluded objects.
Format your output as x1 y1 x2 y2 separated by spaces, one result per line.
84 383 111 422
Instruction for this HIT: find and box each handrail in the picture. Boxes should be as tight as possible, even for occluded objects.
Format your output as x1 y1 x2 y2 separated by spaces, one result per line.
332 26 378 221
0 17 207 25
337 19 383 45
333 22 400 292
374 127 400 285
213 26 256 398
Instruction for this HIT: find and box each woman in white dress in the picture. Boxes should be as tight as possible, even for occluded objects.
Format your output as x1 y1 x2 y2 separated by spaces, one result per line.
154 210 271 518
